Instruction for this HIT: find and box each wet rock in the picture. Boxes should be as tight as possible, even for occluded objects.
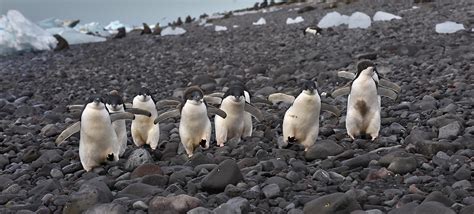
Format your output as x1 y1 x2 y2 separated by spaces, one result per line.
303 193 361 214
438 122 461 139
201 159 243 193
125 148 152 170
305 140 343 161
130 163 163 179
84 203 126 214
148 194 201 214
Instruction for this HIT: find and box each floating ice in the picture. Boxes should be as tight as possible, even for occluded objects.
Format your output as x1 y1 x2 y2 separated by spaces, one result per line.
105 20 132 32
373 11 402 21
215 25 227 32
46 27 106 45
253 17 266 25
0 10 57 55
286 16 304 24
435 21 465 33
348 12 371 29
161 27 186 36
318 12 348 28
74 22 110 37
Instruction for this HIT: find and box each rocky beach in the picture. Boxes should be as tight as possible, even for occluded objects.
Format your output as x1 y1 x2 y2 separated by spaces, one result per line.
0 0 473 213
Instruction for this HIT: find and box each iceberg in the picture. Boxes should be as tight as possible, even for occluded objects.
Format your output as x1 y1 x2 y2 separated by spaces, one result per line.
373 11 402 21
286 16 304 25
253 17 266 25
105 20 132 32
0 10 57 56
318 12 348 28
348 12 371 29
46 27 106 45
435 21 465 34
161 27 186 36
38 17 80 29
74 22 110 37
215 25 227 32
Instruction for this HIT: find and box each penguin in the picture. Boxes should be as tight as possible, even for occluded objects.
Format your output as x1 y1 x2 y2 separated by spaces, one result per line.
303 26 322 36
153 86 227 157
131 87 160 150
269 81 340 151
56 95 136 171
105 90 127 157
331 60 401 140
214 83 264 147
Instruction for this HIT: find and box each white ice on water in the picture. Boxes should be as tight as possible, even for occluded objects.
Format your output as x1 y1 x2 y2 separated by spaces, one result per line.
317 12 347 28
0 10 57 55
286 16 304 25
348 12 371 29
161 27 186 36
373 11 402 21
74 22 110 37
435 21 465 34
215 25 227 32
253 17 266 25
46 27 106 45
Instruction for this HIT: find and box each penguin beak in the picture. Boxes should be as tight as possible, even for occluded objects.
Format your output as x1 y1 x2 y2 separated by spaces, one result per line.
233 95 242 102
93 98 101 104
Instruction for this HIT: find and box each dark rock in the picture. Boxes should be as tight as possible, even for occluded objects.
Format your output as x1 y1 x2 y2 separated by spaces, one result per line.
387 202 417 214
130 163 163 179
388 156 418 174
141 174 168 187
125 148 152 170
118 183 161 198
201 159 243 193
113 27 126 39
312 169 331 184
452 180 472 189
303 193 361 214
22 146 40 163
0 155 8 170
148 194 201 214
415 201 455 214
262 184 280 199
225 197 250 213
341 153 379 168
264 176 291 190
187 207 214 214
454 164 471 181
460 204 474 214
305 140 344 161
427 114 464 128
423 191 454 207
185 153 214 167
84 203 126 214
438 122 461 139
63 180 112 214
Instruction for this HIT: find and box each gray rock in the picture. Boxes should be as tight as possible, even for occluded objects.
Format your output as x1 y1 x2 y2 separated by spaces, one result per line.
427 114 463 128
388 156 417 174
303 193 361 214
0 155 9 170
312 169 331 184
454 164 471 180
387 202 417 214
41 124 61 137
118 183 161 198
342 153 379 169
125 148 152 170
132 201 148 210
264 176 291 190
262 184 280 199
84 203 126 214
201 159 243 193
415 201 455 214
188 207 215 214
423 191 454 207
213 203 236 214
438 122 461 139
460 204 474 214
50 168 63 178
305 140 343 161
141 174 168 187
452 180 472 189
63 180 113 214
225 197 249 214
148 194 201 214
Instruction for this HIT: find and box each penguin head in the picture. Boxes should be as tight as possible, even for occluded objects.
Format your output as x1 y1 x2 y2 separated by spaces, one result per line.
356 60 378 79
105 90 125 111
302 80 317 95
224 84 245 103
184 86 204 105
85 95 105 110
136 87 152 102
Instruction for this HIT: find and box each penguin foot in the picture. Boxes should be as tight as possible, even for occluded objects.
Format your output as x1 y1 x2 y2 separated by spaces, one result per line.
288 136 297 143
107 154 114 161
199 139 207 148
219 144 224 147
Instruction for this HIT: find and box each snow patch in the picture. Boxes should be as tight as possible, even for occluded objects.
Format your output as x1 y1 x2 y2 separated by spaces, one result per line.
253 17 266 25
215 25 227 32
373 11 401 21
348 12 371 29
286 16 304 25
161 27 186 36
435 21 465 34
0 10 57 55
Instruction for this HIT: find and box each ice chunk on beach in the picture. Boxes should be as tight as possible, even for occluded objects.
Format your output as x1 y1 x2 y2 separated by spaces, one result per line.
318 12 348 28
373 11 401 21
0 10 57 55
286 16 304 24
253 17 266 25
161 27 186 36
348 12 371 29
37 17 64 29
435 21 465 34
75 22 110 37
46 27 106 45
215 25 227 32
105 20 132 32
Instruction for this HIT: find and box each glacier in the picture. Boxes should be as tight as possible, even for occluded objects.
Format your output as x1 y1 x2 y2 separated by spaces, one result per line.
0 10 57 56
435 21 465 34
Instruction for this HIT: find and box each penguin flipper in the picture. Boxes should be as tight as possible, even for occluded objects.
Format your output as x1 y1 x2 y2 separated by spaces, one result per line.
321 103 341 117
154 109 180 124
330 87 351 98
337 71 356 80
379 79 401 93
244 103 264 122
378 87 398 100
207 106 227 118
155 99 181 109
55 121 81 145
125 108 152 117
110 112 135 122
125 103 133 109
206 92 225 98
268 93 295 105
67 105 84 112
203 95 222 105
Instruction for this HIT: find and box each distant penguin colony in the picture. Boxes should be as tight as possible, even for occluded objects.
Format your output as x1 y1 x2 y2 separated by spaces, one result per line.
55 60 401 171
